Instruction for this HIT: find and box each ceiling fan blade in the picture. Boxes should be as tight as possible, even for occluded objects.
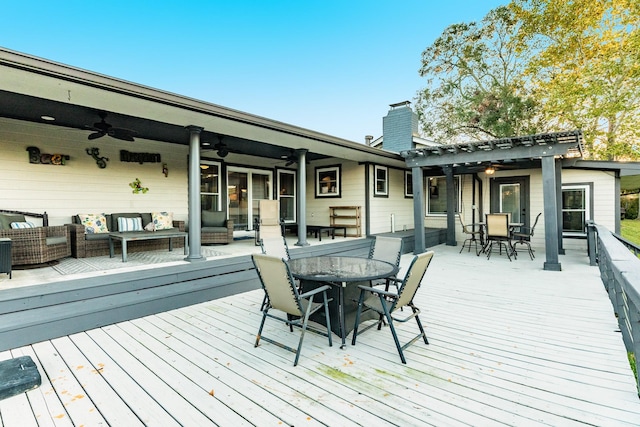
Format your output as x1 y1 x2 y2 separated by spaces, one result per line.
108 128 137 142
88 131 105 140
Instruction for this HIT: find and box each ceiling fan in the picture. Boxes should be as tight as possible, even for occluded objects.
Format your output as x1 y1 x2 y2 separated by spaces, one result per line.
283 150 309 167
85 112 137 142
213 135 228 157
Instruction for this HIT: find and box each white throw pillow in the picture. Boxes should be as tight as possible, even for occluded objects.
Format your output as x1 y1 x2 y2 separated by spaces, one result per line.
117 216 143 232
10 221 35 229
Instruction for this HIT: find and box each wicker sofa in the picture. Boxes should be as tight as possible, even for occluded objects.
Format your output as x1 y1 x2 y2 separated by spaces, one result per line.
0 211 71 266
66 212 185 258
201 210 234 244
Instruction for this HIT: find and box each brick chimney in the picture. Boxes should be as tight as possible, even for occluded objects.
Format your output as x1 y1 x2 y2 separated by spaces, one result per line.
382 101 418 152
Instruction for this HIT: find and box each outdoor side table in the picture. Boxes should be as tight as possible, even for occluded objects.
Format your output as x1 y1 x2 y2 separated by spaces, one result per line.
0 238 11 279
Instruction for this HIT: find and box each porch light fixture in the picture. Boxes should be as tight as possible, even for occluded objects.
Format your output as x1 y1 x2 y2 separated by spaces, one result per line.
485 166 496 175
40 115 55 121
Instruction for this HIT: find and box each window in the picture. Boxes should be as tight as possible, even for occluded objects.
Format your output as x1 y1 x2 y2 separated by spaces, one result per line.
278 169 296 223
200 161 221 211
427 176 460 215
562 184 591 236
374 165 388 197
405 171 413 198
315 165 341 198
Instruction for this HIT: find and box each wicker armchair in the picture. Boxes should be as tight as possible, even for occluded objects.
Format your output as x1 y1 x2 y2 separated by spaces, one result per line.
201 210 234 244
0 211 71 266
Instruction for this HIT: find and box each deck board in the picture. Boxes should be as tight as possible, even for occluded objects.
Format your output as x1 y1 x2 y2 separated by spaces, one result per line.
2 244 640 426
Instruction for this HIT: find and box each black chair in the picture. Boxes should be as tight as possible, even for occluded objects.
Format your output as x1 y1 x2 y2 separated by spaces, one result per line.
368 236 403 291
352 251 434 364
458 212 482 255
512 213 542 260
252 253 332 366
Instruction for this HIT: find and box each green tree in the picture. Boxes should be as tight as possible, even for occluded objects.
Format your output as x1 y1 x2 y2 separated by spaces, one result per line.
511 0 640 160
416 6 544 143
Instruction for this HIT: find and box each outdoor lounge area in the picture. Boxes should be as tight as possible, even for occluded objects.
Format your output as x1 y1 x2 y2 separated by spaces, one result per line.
1 240 639 426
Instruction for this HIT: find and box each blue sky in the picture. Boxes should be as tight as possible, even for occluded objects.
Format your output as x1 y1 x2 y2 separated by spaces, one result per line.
2 1 505 143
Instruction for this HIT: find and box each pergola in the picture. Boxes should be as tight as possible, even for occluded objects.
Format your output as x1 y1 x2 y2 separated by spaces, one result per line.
401 130 585 271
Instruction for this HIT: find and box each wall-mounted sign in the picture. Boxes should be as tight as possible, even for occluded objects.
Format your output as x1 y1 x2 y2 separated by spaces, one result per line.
120 150 161 164
26 146 70 165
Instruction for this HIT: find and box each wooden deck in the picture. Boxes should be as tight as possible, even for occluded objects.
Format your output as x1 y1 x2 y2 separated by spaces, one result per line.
2 244 640 426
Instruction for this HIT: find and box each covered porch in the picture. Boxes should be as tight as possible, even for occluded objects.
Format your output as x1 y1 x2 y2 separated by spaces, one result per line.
2 243 639 426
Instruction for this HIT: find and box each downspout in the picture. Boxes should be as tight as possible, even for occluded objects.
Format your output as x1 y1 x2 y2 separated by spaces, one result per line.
364 163 370 237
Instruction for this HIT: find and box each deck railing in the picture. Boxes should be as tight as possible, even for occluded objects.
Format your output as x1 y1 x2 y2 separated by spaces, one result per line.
588 221 640 394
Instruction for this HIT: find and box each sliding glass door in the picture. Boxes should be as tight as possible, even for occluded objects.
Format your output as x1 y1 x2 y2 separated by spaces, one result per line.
227 167 272 230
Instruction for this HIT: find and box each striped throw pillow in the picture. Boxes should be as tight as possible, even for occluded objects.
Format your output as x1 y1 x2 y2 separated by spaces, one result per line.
10 221 35 229
117 217 143 232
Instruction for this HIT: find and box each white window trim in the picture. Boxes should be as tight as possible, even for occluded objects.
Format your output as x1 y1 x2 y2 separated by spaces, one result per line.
404 171 413 198
562 184 591 237
315 165 341 198
374 165 388 197
426 175 461 216
200 160 222 211
277 169 297 223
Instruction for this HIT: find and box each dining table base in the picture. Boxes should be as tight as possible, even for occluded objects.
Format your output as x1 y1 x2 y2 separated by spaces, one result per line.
300 279 377 348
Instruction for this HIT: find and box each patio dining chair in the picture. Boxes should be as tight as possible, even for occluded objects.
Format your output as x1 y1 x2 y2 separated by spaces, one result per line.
368 236 403 291
252 253 332 366
259 234 292 311
458 212 482 255
351 250 434 364
484 213 514 261
512 212 542 260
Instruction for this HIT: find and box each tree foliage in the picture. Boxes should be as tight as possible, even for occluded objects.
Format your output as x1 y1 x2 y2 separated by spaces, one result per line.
510 0 640 160
416 7 544 143
417 1 640 160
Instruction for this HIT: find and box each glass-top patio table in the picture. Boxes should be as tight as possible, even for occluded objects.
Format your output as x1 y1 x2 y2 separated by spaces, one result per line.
287 256 398 348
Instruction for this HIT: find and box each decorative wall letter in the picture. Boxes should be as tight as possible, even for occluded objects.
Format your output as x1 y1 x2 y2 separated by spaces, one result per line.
26 146 70 165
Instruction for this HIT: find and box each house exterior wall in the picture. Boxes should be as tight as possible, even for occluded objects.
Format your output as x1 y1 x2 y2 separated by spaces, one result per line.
368 166 414 234
451 168 615 252
0 119 189 226
304 159 366 234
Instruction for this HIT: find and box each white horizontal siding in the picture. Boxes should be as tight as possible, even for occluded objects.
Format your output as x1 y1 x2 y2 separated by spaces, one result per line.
0 119 189 225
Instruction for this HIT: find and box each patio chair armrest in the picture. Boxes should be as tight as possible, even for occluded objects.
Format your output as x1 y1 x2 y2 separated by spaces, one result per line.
357 284 397 298
44 225 68 238
298 285 331 299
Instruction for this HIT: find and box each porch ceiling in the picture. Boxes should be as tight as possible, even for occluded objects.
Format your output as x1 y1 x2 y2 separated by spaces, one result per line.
0 48 407 168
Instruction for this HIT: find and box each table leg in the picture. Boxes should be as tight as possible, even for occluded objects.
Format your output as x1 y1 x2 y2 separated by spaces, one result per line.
184 234 188 255
318 230 322 242
169 238 173 252
108 237 115 258
121 240 128 262
331 229 335 240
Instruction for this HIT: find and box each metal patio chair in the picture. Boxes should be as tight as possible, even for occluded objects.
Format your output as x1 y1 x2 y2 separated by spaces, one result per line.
259 234 292 311
484 213 514 261
512 212 542 260
458 212 482 255
368 236 403 291
351 251 434 364
252 253 333 366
